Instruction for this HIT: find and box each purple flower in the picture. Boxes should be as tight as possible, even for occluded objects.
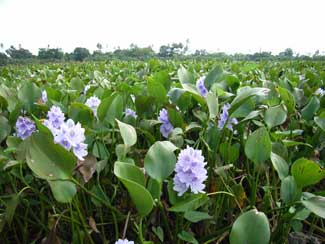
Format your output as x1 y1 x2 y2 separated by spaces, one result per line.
124 108 137 118
45 106 65 129
315 88 325 97
160 122 173 138
41 90 47 103
218 103 230 129
53 119 88 161
158 108 173 138
43 106 88 161
173 146 208 196
158 108 169 123
115 239 134 244
196 76 208 98
72 143 88 161
15 116 36 140
227 118 238 131
218 103 237 131
85 96 101 116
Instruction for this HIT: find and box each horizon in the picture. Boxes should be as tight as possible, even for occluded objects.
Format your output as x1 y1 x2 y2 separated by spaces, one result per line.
0 0 324 55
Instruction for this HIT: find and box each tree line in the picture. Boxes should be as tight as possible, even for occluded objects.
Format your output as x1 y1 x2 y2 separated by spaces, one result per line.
1 42 325 66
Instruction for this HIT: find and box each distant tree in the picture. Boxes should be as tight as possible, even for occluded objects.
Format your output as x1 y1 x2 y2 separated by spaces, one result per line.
0 52 8 66
158 43 186 57
72 47 90 61
96 43 103 52
158 45 173 57
38 48 64 60
279 48 294 58
249 51 273 61
183 39 190 55
171 42 184 56
193 49 208 56
313 50 320 57
6 45 33 59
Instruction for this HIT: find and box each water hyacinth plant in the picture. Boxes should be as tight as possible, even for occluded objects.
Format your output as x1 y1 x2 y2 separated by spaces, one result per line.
53 119 88 160
218 103 238 130
85 95 101 116
173 146 208 196
44 105 87 160
43 105 65 130
15 116 36 140
196 76 208 97
1 61 325 244
124 108 137 118
158 108 173 138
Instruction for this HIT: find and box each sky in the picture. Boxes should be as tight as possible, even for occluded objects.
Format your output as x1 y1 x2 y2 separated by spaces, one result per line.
0 0 324 55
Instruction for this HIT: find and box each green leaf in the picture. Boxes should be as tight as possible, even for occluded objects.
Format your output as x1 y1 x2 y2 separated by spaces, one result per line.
206 92 218 119
96 159 108 175
48 180 77 203
177 66 205 105
178 231 198 244
25 132 76 180
69 102 94 126
33 116 52 136
245 127 272 165
181 83 205 105
270 152 289 180
230 209 270 244
178 66 194 84
302 196 325 218
18 81 41 112
116 119 137 147
144 141 177 182
184 211 212 223
147 80 167 105
0 116 10 143
282 140 312 148
314 112 325 131
231 98 255 118
277 87 295 113
97 94 123 125
167 180 178 205
291 158 324 188
220 142 240 163
169 194 208 212
70 77 84 92
230 87 269 113
4 194 19 225
167 108 183 128
147 178 162 200
273 129 304 139
204 65 223 89
168 88 186 104
92 141 110 159
114 161 145 185
264 105 287 128
114 161 153 217
135 95 155 117
241 110 262 122
153 70 170 90
0 84 18 112
301 96 319 120
152 226 164 242
280 176 301 203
